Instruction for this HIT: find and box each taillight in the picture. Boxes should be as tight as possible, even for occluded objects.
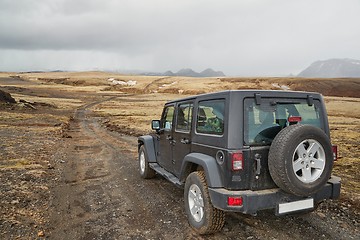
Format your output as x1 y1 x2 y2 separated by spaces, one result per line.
228 196 243 206
231 151 243 171
332 145 338 161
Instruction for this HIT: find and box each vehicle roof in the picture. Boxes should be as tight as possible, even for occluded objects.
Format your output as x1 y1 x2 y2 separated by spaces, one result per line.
165 90 323 105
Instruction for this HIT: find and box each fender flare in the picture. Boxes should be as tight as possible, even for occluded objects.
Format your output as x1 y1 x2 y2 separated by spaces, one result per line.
138 135 157 163
180 153 223 188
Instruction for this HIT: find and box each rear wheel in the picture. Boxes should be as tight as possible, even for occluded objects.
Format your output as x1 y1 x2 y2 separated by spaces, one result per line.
184 171 225 234
268 124 333 196
139 145 155 179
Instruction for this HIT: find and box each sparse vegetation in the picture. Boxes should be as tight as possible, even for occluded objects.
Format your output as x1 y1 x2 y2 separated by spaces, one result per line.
0 71 359 238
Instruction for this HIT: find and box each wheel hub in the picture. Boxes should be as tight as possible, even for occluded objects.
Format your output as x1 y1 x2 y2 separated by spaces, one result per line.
292 139 326 183
139 151 145 174
188 184 204 222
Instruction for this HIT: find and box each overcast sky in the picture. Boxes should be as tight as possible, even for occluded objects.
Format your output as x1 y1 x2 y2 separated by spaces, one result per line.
0 0 359 76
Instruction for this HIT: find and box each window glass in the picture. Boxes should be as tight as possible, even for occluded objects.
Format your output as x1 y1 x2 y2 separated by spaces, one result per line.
161 106 175 131
176 103 193 132
196 100 225 135
244 98 323 145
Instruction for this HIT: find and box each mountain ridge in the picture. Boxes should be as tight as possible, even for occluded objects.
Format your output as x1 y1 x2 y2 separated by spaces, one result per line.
141 68 225 77
298 58 360 78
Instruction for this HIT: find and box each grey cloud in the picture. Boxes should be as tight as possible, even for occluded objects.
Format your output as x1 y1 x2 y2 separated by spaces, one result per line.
0 0 360 76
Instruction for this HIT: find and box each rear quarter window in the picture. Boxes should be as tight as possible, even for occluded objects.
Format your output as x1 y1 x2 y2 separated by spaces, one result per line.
196 99 225 135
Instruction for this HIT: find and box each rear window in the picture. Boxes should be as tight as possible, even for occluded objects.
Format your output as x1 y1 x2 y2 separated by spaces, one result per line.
244 98 324 145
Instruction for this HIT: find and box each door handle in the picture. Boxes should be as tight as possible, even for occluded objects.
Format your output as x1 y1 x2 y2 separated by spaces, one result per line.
255 154 261 175
181 138 191 144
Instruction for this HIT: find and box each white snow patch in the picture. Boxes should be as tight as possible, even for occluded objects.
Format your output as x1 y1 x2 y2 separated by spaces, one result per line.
112 80 127 85
281 85 290 90
158 81 178 89
272 83 290 90
107 78 137 86
126 80 137 86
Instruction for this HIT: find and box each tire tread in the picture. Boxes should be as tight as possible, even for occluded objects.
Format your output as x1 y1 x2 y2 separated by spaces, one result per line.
268 124 333 196
185 171 225 234
139 145 156 179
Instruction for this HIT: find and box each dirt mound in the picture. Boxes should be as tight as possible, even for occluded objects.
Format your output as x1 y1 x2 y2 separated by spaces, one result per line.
38 78 94 86
104 121 146 136
278 78 360 98
0 89 16 103
220 78 360 98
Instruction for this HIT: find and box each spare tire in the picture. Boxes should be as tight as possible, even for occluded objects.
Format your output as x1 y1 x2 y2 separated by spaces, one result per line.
268 124 333 197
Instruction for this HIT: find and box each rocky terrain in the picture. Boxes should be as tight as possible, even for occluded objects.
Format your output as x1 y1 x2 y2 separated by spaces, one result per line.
0 73 359 239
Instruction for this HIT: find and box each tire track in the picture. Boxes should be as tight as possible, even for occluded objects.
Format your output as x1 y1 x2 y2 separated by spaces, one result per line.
48 96 359 240
48 97 189 239
143 76 172 93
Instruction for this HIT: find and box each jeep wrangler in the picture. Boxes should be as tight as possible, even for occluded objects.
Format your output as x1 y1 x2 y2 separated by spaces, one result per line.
138 90 340 234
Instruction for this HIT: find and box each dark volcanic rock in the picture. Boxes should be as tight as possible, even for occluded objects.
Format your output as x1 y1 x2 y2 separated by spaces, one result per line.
0 89 16 103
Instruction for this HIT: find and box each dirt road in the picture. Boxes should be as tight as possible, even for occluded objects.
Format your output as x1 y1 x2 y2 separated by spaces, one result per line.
48 97 188 239
47 98 359 240
0 75 359 239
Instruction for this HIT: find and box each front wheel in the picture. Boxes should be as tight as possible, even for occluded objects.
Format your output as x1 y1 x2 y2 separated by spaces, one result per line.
184 171 225 234
139 145 155 179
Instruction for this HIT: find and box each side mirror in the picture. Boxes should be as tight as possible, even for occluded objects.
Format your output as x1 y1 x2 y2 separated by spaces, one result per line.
151 120 160 130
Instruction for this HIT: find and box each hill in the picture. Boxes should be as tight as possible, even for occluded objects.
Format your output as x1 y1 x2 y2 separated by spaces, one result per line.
199 68 226 77
298 58 360 78
141 68 225 77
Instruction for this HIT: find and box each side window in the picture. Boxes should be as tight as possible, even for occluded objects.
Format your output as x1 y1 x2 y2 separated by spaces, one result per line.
175 103 193 132
161 106 175 131
196 99 225 135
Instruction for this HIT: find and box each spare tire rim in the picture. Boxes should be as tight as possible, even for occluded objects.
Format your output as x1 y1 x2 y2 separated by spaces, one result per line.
292 139 326 183
188 184 204 222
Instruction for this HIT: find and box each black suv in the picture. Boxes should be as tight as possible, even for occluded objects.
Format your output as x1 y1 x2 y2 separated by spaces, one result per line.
138 90 340 234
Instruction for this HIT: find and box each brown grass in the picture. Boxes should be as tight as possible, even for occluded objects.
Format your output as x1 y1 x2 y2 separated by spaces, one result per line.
2 71 359 201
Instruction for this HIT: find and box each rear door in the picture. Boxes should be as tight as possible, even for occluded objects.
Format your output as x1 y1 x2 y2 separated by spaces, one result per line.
172 102 194 177
243 97 325 190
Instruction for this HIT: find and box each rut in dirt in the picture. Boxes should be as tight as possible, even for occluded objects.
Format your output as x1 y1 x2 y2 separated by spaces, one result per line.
47 98 359 240
48 99 189 239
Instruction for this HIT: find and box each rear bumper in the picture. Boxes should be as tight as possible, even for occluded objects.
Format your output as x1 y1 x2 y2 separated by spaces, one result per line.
208 176 341 215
